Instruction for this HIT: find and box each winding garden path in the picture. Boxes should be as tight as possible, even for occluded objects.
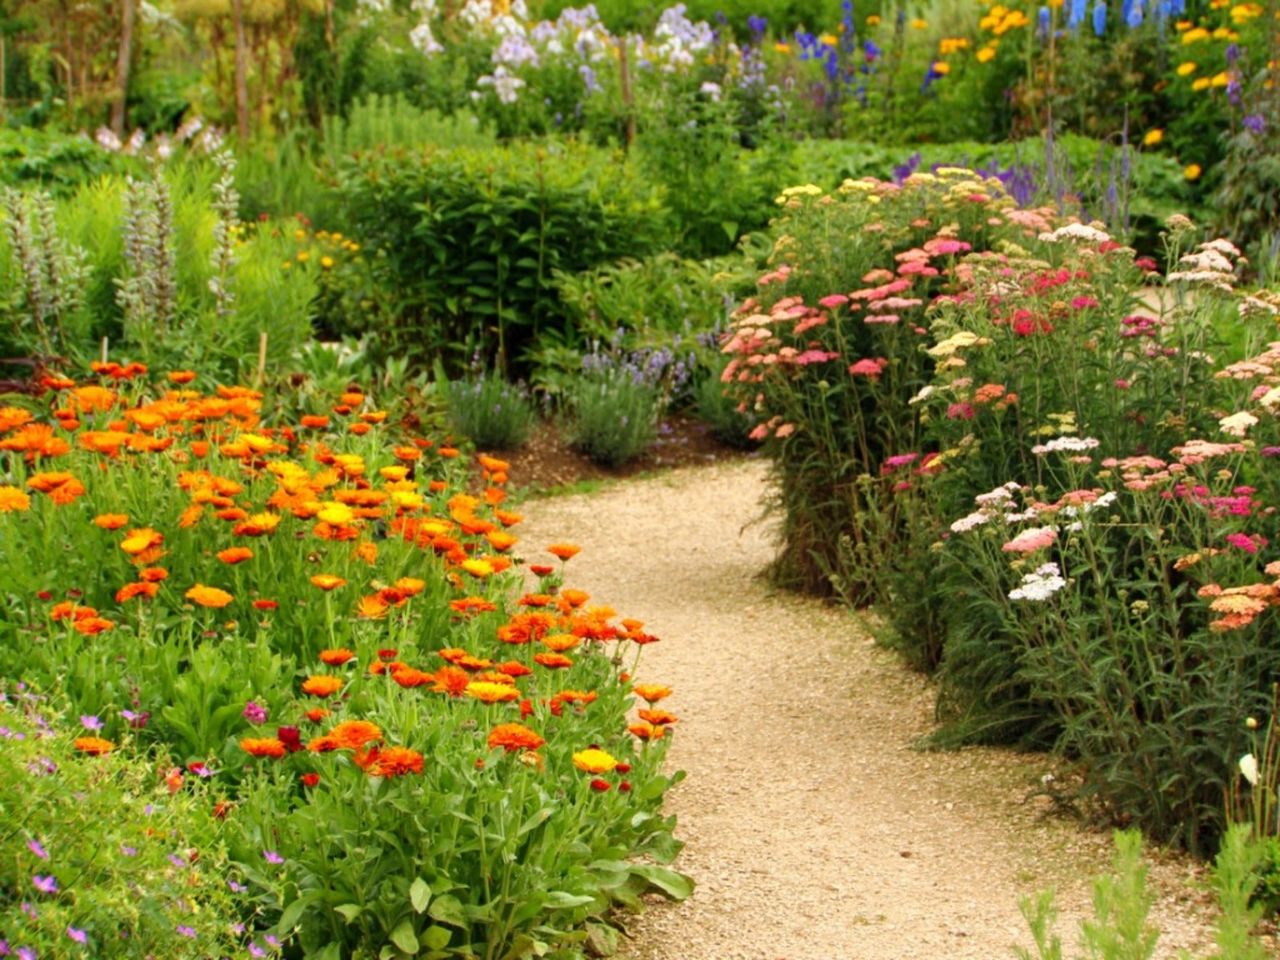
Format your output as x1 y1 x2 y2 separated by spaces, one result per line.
519 459 1228 960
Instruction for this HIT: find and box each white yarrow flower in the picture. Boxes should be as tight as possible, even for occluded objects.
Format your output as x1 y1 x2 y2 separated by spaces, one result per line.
1239 753 1259 787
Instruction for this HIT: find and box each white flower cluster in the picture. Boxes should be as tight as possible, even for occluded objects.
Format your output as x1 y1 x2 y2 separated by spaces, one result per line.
950 482 1024 533
1008 562 1067 602
1037 222 1113 245
1030 436 1101 455
1167 238 1245 292
647 4 717 72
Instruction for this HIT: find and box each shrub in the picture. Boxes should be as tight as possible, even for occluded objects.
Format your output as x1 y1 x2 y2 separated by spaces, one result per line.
0 689 247 958
330 140 668 374
446 368 538 450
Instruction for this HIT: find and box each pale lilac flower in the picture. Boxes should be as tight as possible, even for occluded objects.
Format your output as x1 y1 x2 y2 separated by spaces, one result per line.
32 874 57 894
263 850 284 864
27 840 48 860
66 926 87 945
176 925 196 938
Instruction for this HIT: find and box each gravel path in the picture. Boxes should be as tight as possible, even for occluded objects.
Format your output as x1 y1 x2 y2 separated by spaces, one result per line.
519 460 1229 960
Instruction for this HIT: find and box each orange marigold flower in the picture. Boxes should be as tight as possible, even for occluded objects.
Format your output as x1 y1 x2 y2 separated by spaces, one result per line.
632 684 672 704
361 745 424 778
465 680 520 703
120 527 164 556
571 748 617 774
217 547 254 565
487 723 545 753
240 737 286 758
310 574 346 591
629 722 666 741
496 661 533 678
393 445 422 462
115 581 159 603
639 708 679 725
391 666 435 688
305 708 330 723
547 543 580 561
329 720 382 750
559 588 590 608
552 689 598 706
393 577 425 596
450 596 497 615
302 675 343 697
0 406 35 432
319 648 356 666
357 594 389 619
533 652 573 669
308 735 342 752
232 512 281 537
137 566 167 583
300 415 330 429
529 563 555 577
432 665 471 696
0 485 31 512
93 513 129 530
486 530 518 552
74 736 115 755
168 370 197 384
186 584 233 608
541 633 580 653
438 447 460 459
73 616 115 635
354 541 378 565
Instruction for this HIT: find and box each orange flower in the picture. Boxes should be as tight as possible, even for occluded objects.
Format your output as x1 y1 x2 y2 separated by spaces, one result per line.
329 720 383 750
72 617 115 635
487 723 545 753
307 735 341 753
121 527 164 556
496 661 533 678
240 737 286 758
450 596 497 615
74 736 115 755
186 584 233 608
432 665 471 696
639 709 679 726
115 582 158 603
252 599 278 611
139 567 168 583
552 689 598 706
541 633 580 653
300 415 330 429
302 675 343 697
93 513 129 530
547 543 580 561
0 485 31 512
465 681 520 703
217 547 254 565
533 652 573 669
310 574 346 591
632 684 672 704
360 745 424 777
305 708 330 723
390 666 435 688
559 588 589 608
167 370 197 384
232 512 281 537
319 648 356 666
393 577 425 596
629 722 666 741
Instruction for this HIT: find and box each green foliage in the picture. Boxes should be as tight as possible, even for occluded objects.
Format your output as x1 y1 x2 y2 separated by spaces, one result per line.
694 355 756 448
0 128 132 195
446 368 538 451
330 140 668 374
0 691 247 958
1015 827 1271 959
563 367 662 468
321 94 495 162
1214 126 1280 268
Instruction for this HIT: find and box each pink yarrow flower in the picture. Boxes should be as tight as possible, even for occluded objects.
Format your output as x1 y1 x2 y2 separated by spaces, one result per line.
1002 526 1059 553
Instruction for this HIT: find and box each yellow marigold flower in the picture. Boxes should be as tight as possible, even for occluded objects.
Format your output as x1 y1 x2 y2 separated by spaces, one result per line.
1182 26 1210 42
1210 71 1230 87
240 737 286 758
910 17 928 28
977 46 997 62
572 748 618 774
0 485 31 512
465 681 520 703
865 14 880 25
1175 18 1192 29
317 501 354 525
932 61 951 75
1142 128 1164 146
460 558 494 579
1184 163 1202 180
819 33 838 46
320 256 334 270
1192 76 1211 90
310 574 347 591
1177 61 1197 75
773 41 791 53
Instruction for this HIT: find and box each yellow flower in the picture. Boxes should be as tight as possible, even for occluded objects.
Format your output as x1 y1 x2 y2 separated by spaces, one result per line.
910 17 928 28
1210 71 1230 87
465 681 519 703
1184 163 1202 180
1181 26 1210 43
932 61 951 75
773 42 791 53
1142 128 1164 146
977 46 997 62
296 251 310 263
819 33 838 46
572 748 618 774
320 256 334 270
1176 61 1197 76
865 14 881 25
0 485 31 512
1175 19 1192 30
1192 76 1211 90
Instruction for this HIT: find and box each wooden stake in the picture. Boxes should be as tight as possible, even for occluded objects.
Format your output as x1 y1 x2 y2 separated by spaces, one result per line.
100 336 109 364
255 331 268 387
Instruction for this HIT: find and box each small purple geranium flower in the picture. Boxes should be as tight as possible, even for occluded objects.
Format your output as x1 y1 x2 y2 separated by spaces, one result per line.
32 874 57 894
262 850 284 865
27 840 48 860
67 926 87 945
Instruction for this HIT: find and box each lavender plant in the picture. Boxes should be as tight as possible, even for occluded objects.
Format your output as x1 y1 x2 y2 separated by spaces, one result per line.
445 367 537 451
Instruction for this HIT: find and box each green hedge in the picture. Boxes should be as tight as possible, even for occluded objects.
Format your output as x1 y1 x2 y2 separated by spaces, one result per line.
328 140 668 373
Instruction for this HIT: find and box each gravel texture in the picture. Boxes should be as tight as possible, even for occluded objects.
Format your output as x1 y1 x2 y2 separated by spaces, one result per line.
518 459 1244 960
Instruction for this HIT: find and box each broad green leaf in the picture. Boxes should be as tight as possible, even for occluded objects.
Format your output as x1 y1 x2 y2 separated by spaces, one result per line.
631 865 694 900
410 876 431 914
389 919 419 955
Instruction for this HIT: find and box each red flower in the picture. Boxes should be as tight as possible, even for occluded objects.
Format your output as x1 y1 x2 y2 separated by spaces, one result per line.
300 773 321 787
589 778 611 792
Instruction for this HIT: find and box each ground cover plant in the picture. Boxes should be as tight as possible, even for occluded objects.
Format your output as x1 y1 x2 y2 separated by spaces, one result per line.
0 366 687 958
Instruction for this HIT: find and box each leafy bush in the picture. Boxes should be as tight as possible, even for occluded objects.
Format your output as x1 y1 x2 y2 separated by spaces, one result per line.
0 128 132 195
446 368 538 450
0 690 247 958
331 140 668 374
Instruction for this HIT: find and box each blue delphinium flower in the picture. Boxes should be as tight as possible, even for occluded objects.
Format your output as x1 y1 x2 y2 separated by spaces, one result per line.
1069 0 1087 29
1093 0 1107 36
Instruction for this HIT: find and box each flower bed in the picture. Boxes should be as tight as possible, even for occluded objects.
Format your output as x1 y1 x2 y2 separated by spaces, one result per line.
0 367 686 957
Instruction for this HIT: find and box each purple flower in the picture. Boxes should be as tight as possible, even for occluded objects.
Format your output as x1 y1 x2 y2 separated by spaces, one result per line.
121 709 149 730
120 845 138 857
262 850 284 865
168 853 187 869
249 944 267 959
32 874 57 894
79 715 102 731
242 701 268 725
228 879 247 893
264 934 280 948
66 927 87 945
0 939 9 956
1244 114 1266 135
176 925 196 939
18 948 36 960
27 839 48 860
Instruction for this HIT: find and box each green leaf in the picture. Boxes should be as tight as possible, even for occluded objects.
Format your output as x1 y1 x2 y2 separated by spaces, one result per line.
334 903 363 923
275 892 320 935
410 876 431 914
389 919 420 955
421 925 452 951
631 865 694 900
544 891 595 909
428 893 466 928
